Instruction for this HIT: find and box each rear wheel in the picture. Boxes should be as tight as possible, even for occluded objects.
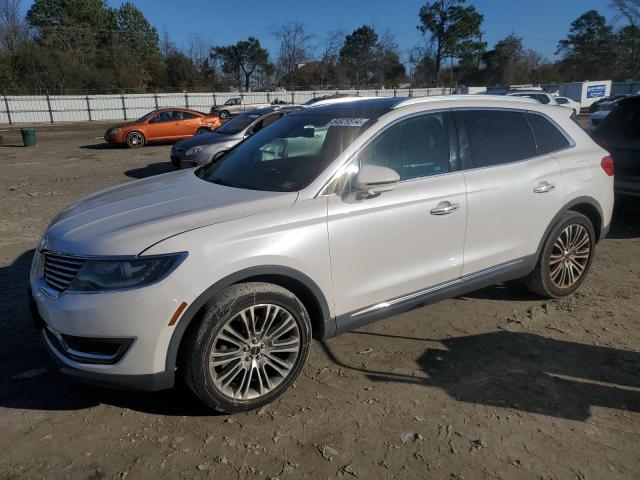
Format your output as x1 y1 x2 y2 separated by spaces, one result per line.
525 212 595 298
196 127 209 135
126 131 145 148
183 282 311 413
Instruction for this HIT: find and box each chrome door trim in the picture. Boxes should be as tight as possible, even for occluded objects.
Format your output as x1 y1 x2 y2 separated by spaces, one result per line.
349 258 526 318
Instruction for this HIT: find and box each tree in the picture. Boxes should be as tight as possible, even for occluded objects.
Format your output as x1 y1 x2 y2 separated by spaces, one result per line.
556 10 616 81
212 37 271 91
417 0 483 84
272 21 312 87
339 25 378 87
376 31 406 88
317 29 344 88
0 0 28 53
114 2 165 90
166 50 203 90
611 0 640 26
611 0 640 80
482 34 542 85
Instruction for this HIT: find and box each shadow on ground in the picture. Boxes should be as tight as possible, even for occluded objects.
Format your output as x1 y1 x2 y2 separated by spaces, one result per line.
125 162 175 179
1 201 638 418
321 330 640 422
0 250 216 417
79 143 119 150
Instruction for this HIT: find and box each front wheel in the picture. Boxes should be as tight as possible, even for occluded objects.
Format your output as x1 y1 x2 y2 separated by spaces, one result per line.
126 131 145 148
183 282 312 413
219 110 230 120
195 127 209 135
525 212 595 298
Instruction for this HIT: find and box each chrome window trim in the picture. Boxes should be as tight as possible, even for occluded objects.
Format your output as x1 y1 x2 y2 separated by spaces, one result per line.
350 258 525 318
525 109 577 152
316 105 577 197
316 107 453 197
452 107 577 174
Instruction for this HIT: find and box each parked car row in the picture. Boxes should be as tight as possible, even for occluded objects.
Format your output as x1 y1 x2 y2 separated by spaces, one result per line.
105 108 223 148
171 105 302 169
34 94 617 413
506 90 581 115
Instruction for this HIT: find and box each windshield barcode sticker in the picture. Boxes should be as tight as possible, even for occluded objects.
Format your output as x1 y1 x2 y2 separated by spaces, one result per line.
327 118 369 127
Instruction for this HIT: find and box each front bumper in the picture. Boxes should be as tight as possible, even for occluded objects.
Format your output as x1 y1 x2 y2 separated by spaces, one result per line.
29 269 190 390
170 152 211 169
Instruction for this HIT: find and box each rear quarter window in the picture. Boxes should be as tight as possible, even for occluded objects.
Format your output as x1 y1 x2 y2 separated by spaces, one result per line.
528 113 571 154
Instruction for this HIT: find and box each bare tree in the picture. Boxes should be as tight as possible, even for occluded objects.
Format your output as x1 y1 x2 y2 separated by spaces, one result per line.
377 30 398 88
272 21 313 87
611 0 640 26
0 0 28 53
317 29 344 88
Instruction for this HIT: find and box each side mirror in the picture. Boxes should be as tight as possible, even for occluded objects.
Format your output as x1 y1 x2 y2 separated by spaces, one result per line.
356 165 400 197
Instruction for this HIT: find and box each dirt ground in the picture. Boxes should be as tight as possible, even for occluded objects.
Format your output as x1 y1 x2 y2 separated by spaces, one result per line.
0 124 639 480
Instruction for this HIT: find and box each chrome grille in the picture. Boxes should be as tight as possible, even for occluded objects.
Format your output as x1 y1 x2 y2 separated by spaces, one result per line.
43 252 85 293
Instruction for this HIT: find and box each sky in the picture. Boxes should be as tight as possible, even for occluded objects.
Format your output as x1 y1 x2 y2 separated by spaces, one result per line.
68 1 621 61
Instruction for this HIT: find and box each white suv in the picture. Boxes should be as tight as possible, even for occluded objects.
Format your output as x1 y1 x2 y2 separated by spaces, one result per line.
30 96 614 413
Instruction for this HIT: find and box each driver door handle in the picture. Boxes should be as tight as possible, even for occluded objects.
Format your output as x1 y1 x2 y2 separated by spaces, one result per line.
534 181 555 193
430 201 460 215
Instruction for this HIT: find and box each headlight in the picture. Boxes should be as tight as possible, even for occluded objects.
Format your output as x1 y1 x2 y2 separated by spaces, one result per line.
186 145 205 156
68 253 186 292
111 128 121 134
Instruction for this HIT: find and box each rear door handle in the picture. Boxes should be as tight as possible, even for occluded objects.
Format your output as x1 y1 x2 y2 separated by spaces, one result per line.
430 201 459 215
534 181 555 193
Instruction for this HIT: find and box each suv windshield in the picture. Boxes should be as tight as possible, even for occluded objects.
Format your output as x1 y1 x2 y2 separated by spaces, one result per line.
198 113 372 192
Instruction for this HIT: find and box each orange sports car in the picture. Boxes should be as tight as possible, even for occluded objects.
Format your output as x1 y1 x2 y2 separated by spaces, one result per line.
104 108 223 148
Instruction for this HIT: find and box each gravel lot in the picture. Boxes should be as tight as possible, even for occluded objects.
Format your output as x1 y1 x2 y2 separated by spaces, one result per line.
1 124 639 480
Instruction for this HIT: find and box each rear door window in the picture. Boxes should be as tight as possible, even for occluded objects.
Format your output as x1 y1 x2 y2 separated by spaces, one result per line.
528 113 571 154
455 110 537 168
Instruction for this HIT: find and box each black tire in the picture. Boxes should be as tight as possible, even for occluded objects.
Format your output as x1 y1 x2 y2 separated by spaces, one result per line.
524 211 596 298
195 127 209 135
219 110 230 120
126 131 145 148
183 282 312 413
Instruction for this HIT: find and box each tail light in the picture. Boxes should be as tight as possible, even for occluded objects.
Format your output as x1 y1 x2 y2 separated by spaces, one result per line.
601 155 614 176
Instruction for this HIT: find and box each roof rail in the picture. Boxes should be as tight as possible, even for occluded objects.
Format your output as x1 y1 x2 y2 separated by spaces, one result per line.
307 96 377 107
392 94 539 109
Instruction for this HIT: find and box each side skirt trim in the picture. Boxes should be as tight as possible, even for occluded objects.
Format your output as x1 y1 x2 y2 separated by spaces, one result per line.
334 256 534 336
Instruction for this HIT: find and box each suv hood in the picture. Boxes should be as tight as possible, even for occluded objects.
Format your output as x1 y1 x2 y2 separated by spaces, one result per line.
174 132 239 150
45 170 297 256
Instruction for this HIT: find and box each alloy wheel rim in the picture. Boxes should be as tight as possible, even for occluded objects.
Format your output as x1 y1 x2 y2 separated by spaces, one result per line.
549 224 591 289
129 133 142 146
208 304 300 400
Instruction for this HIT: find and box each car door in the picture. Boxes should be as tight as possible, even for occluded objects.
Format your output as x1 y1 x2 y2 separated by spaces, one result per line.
179 111 203 136
144 111 175 141
454 109 566 277
327 111 468 323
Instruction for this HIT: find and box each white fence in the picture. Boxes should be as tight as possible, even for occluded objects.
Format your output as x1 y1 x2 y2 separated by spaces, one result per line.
0 88 455 125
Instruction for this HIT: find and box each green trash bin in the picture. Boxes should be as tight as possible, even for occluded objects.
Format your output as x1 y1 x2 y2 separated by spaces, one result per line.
20 128 37 147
